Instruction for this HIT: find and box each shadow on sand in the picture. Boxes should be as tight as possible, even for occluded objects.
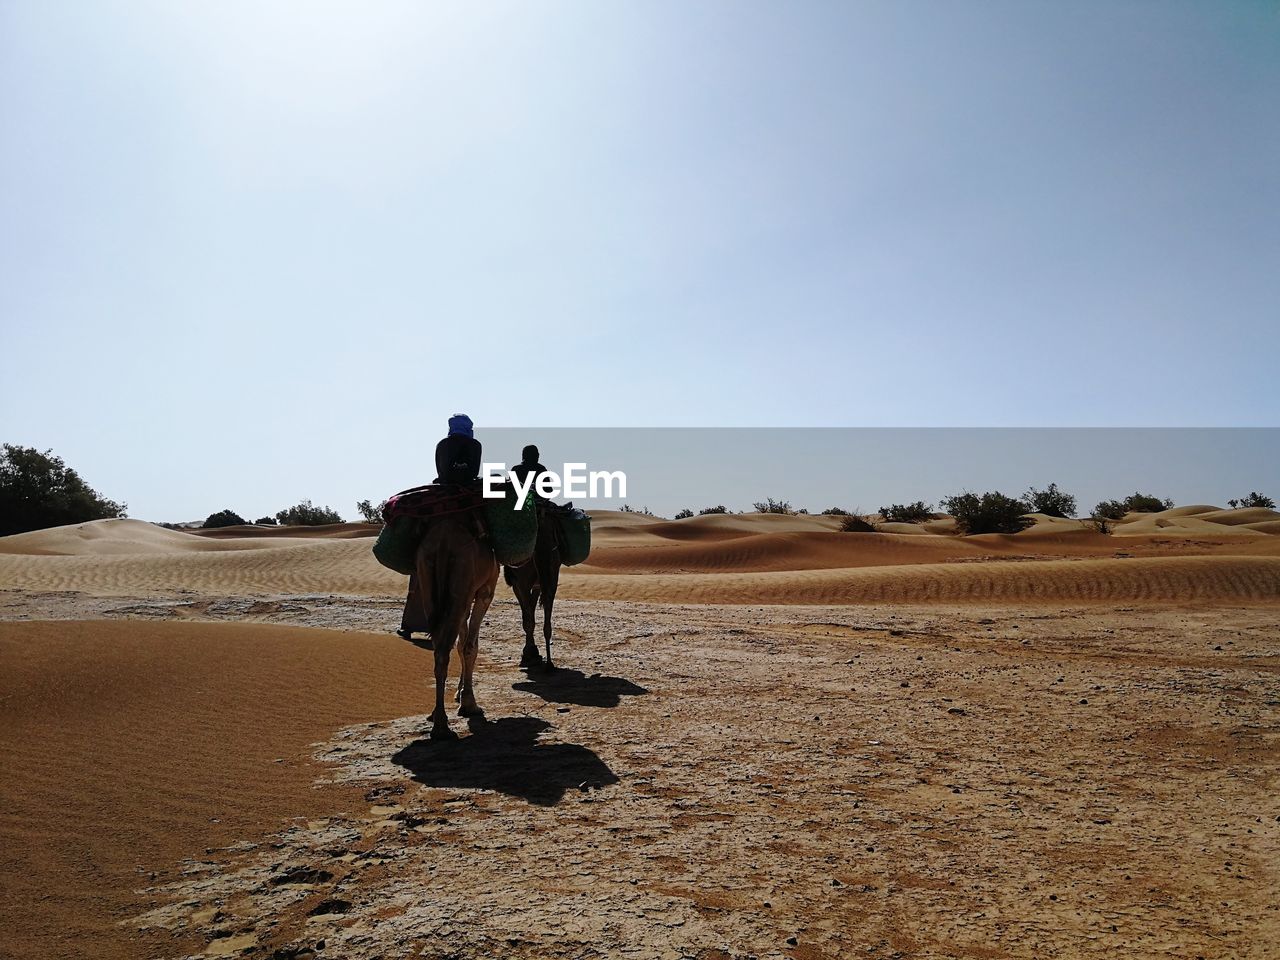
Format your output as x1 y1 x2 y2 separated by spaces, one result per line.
392 716 619 806
512 667 649 708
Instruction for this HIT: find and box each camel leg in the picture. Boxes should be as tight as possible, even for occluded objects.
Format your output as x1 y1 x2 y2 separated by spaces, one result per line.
542 564 560 670
519 582 543 668
429 608 465 740
457 583 495 717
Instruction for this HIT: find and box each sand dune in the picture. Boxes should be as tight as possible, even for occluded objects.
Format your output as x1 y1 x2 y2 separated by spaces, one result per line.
190 521 380 540
0 619 430 960
1 509 1277 604
562 556 1280 604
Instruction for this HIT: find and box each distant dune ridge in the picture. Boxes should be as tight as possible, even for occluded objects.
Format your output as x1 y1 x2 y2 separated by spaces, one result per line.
1 505 1277 604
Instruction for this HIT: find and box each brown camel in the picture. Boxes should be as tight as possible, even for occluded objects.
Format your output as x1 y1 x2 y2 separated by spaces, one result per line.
412 512 499 740
504 503 562 670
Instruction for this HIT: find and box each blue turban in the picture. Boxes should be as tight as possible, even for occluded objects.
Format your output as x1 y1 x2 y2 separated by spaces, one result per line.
448 413 474 438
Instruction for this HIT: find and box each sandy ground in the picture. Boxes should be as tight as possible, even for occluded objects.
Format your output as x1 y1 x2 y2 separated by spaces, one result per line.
1 589 1277 960
1 510 1278 959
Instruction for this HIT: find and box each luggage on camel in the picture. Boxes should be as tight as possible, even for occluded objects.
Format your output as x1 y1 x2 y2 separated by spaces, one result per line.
530 500 590 566
552 504 592 566
372 481 537 574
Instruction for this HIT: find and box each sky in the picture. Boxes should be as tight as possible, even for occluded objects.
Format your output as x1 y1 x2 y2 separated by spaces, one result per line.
1 1 1277 520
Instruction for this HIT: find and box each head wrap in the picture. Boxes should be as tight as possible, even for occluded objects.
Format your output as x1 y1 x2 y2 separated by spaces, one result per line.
448 413 474 438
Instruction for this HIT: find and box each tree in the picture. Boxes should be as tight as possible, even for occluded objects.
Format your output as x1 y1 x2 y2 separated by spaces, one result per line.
878 501 933 524
0 444 126 536
752 497 792 514
1024 483 1077 518
820 507 850 516
202 509 246 529
674 508 694 519
698 505 729 515
941 491 1032 535
275 499 343 526
1093 492 1174 520
356 499 386 523
254 516 278 526
1228 492 1275 509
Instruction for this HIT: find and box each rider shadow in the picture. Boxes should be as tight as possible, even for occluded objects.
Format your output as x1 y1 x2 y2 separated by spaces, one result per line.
512 668 649 708
392 716 619 806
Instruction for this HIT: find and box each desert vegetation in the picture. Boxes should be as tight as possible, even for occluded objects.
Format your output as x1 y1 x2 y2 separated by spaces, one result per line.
1023 483 1077 518
1229 491 1275 509
274 500 343 526
940 491 1034 535
752 497 792 514
202 510 246 529
877 501 934 524
356 500 386 524
1093 492 1176 520
0 445 126 536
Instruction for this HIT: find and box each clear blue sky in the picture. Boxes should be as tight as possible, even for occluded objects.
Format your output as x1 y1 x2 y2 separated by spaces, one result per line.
1 2 1277 520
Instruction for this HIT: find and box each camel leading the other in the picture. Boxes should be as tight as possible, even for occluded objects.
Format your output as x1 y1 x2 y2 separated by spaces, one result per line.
412 512 499 740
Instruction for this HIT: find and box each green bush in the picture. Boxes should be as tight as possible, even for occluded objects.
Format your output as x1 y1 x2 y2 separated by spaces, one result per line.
356 499 386 523
838 514 875 532
674 508 694 519
698 505 729 515
1093 492 1174 519
820 507 850 516
619 504 655 516
941 491 1032 535
0 444 126 536
254 516 278 526
202 509 246 529
1024 483 1076 518
275 499 343 526
752 497 792 514
1228 492 1275 509
877 501 933 524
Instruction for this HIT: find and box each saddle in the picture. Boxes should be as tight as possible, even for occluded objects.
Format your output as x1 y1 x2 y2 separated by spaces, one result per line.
382 483 485 523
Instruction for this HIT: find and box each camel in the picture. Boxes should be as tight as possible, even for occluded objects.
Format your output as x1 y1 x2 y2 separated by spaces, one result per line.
504 502 562 670
412 511 499 740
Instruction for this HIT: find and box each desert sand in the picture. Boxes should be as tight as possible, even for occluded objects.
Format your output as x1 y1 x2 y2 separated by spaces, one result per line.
1 508 1277 959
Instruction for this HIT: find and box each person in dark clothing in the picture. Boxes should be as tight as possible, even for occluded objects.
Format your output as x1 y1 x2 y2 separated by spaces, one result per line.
433 413 482 485
399 413 481 642
510 444 547 495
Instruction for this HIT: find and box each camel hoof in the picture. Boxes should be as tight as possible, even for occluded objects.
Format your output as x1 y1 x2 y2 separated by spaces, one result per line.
430 724 457 741
520 646 544 669
458 703 485 718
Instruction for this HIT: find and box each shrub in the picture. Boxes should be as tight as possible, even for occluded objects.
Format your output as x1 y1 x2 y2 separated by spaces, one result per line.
698 505 729 515
820 507 850 516
1023 483 1076 518
838 514 875 532
1228 492 1275 509
275 499 343 526
356 499 386 523
752 497 792 514
202 509 246 529
877 501 933 524
1093 492 1174 519
0 444 126 536
620 504 655 516
254 516 278 526
1092 500 1127 521
941 491 1032 535
673 508 694 519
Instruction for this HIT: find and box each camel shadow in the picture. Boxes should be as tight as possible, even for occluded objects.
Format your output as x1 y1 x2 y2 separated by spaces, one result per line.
392 716 618 806
512 667 649 708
